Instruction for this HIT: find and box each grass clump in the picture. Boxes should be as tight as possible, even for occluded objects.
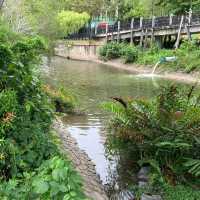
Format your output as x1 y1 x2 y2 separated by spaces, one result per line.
43 85 77 114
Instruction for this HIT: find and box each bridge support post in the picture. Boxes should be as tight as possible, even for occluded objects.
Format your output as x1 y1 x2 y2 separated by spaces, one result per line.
144 29 148 48
117 21 121 43
140 29 144 47
175 15 184 49
155 36 163 48
130 18 134 45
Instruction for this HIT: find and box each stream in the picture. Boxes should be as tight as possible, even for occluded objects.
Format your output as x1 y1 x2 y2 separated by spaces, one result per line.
44 57 176 199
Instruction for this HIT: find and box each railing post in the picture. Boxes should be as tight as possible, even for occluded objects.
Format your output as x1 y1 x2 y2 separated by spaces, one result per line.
106 23 109 43
140 17 144 47
111 25 114 41
140 17 143 29
186 9 192 41
169 14 173 26
151 16 155 42
117 21 121 43
130 18 134 45
188 9 192 25
95 25 98 35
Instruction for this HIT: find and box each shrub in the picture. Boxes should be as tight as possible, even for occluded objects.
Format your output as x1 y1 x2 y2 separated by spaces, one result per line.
43 85 77 113
103 85 200 187
0 23 85 199
99 42 124 60
121 45 138 63
0 157 88 200
0 36 56 179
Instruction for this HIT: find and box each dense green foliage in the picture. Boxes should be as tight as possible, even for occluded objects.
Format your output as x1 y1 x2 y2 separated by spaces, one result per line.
57 11 90 37
43 85 77 114
103 85 200 198
0 157 87 200
99 42 138 63
99 41 200 73
157 0 200 14
0 24 86 199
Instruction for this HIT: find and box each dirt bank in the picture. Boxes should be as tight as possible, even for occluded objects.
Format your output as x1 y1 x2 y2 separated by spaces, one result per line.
91 59 200 85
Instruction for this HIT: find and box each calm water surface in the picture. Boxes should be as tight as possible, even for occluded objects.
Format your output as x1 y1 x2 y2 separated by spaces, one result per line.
44 57 178 197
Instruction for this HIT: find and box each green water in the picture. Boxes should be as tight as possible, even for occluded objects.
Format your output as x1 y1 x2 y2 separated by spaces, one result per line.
44 57 182 197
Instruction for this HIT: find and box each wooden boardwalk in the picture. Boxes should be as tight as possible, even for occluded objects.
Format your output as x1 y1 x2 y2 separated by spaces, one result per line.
68 11 200 47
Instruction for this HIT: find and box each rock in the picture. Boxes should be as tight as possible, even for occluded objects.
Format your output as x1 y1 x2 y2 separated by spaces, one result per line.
110 190 135 200
141 194 162 200
138 181 148 187
137 167 150 182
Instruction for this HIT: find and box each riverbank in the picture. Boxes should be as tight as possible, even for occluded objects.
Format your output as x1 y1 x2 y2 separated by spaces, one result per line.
93 58 200 84
56 51 200 84
53 118 108 200
54 42 200 84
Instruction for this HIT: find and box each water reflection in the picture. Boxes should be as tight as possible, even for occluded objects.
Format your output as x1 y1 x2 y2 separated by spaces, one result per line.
44 57 174 198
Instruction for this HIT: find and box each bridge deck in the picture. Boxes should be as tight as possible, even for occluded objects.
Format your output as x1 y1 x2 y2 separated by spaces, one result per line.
67 12 200 41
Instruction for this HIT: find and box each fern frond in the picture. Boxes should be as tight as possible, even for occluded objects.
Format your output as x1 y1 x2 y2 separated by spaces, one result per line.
184 159 200 177
102 101 129 125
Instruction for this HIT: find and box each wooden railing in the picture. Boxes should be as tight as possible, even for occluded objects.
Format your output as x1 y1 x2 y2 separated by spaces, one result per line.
66 11 200 40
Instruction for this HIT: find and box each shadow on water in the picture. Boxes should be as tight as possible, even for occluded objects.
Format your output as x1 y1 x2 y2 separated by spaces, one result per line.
43 57 175 199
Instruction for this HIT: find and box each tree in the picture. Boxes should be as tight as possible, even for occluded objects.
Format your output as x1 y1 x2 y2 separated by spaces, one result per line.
57 11 90 37
0 0 4 9
23 0 90 39
2 0 31 33
69 0 103 16
157 0 200 14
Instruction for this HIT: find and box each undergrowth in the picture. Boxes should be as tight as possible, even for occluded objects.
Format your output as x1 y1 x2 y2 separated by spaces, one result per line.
99 40 200 73
0 20 87 199
103 85 200 199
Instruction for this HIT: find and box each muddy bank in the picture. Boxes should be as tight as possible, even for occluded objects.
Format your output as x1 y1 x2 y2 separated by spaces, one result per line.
92 59 200 84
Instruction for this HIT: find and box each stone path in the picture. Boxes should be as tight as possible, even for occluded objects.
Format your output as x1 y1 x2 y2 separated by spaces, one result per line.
53 119 108 200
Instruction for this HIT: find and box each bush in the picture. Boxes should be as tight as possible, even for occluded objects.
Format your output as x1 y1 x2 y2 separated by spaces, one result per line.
121 45 138 63
0 37 57 179
99 40 200 73
0 21 86 199
99 42 124 60
0 157 87 200
103 85 200 188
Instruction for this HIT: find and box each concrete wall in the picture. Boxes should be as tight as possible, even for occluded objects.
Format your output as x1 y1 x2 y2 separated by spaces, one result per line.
54 40 103 61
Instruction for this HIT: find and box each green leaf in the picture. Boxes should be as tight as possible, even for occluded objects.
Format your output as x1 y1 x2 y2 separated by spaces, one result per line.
32 180 49 194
